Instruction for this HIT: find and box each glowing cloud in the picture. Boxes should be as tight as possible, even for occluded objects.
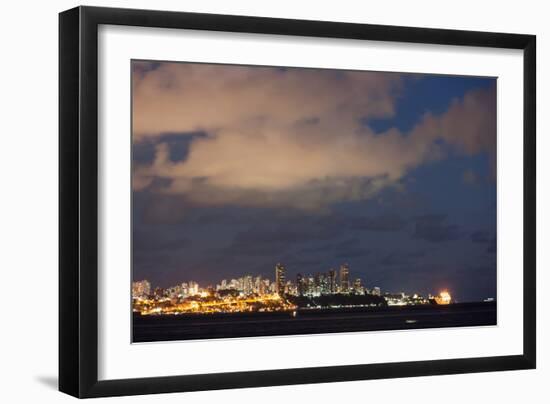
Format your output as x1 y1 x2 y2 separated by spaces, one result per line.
132 62 496 210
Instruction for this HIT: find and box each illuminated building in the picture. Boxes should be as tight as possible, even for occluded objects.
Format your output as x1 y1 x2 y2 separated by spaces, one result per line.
153 286 165 298
132 280 151 298
188 281 199 296
328 269 337 294
254 276 262 294
258 278 270 295
166 285 183 299
180 282 188 296
269 282 277 293
285 280 296 295
243 275 253 295
275 263 286 295
296 273 306 296
386 299 405 306
408 293 429 305
306 275 315 296
339 264 350 293
353 278 363 294
314 273 329 295
384 292 407 306
229 279 239 289
262 278 270 295
132 261 450 315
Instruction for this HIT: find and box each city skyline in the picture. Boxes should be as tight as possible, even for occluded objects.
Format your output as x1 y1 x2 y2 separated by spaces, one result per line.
132 261 461 317
132 61 497 303
132 261 473 305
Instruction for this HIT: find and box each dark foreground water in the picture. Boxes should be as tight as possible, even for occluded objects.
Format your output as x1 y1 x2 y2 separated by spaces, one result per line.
132 302 496 342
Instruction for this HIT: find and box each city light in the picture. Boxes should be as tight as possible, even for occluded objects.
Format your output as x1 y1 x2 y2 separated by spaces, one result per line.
132 263 462 315
434 290 452 305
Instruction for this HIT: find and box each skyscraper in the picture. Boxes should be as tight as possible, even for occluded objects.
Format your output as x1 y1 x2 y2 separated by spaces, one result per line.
339 264 350 293
275 263 286 296
188 281 199 296
243 275 253 295
306 275 315 296
316 273 329 295
353 278 363 294
328 269 337 294
296 273 305 296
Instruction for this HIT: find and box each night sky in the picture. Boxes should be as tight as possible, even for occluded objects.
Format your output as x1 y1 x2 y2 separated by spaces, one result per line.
132 61 496 302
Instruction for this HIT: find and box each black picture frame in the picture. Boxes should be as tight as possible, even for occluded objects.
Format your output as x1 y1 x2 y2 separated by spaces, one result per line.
59 5 536 398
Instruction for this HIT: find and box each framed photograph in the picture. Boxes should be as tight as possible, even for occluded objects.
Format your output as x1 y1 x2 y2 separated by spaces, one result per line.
59 6 536 398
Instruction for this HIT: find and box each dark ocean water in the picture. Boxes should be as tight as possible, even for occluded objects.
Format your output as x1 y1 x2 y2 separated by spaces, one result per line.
132 302 496 343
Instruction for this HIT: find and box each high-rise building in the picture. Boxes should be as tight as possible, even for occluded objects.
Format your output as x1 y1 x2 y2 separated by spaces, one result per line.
261 278 270 295
300 274 313 296
269 282 277 294
285 280 295 295
316 273 329 295
254 276 262 294
243 275 253 295
296 273 306 296
328 269 337 294
188 281 199 296
236 277 243 291
228 279 239 289
339 264 350 293
275 263 286 296
353 278 363 294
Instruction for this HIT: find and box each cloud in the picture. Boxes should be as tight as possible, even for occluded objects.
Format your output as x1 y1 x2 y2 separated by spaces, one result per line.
351 214 407 232
132 61 401 139
294 237 371 260
412 86 496 156
471 230 491 243
138 192 188 225
462 169 479 185
413 214 461 243
335 247 372 259
132 62 496 210
133 229 190 252
471 230 496 253
221 212 356 258
380 250 426 266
